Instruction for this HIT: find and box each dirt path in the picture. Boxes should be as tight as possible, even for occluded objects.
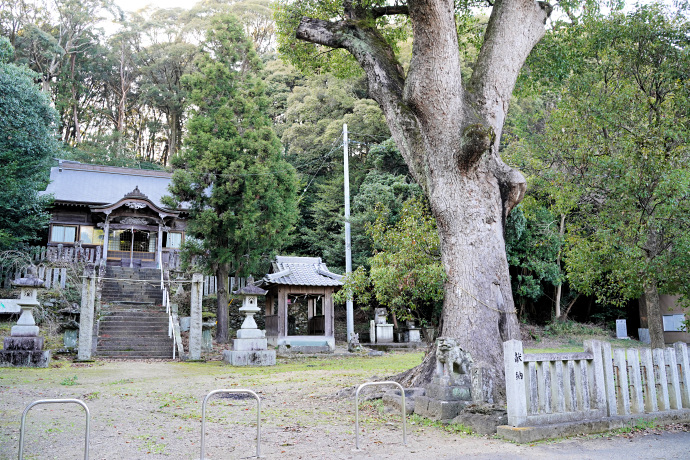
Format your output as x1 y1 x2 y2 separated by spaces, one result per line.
1 354 689 459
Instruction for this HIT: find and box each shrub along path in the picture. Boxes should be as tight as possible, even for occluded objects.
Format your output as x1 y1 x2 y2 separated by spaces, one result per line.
0 352 689 459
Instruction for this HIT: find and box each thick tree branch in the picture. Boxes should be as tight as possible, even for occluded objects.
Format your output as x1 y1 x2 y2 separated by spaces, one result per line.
404 0 463 138
296 17 428 189
295 18 347 49
467 0 550 217
372 5 410 17
469 0 552 137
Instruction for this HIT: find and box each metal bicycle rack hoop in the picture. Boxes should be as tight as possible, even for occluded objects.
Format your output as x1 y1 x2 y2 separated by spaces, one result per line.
200 389 262 459
18 398 90 460
354 381 407 450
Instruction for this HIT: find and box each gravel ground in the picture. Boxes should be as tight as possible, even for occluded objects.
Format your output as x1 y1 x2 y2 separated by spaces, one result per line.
1 351 689 460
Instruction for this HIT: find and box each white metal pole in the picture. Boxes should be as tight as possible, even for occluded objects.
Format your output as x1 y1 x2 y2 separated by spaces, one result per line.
344 124 354 342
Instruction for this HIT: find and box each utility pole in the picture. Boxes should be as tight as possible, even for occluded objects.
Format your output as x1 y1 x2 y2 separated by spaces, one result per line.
344 124 354 341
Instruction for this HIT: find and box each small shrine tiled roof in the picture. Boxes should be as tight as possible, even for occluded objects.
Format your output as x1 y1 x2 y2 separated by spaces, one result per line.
262 256 343 287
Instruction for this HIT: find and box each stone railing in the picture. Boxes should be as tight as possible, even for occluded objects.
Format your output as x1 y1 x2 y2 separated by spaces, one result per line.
503 339 690 427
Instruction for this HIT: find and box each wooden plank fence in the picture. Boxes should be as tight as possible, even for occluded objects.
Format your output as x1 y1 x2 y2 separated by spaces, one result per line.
504 339 690 427
203 276 247 296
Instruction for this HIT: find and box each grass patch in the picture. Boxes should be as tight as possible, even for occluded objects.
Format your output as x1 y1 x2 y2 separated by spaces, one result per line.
60 375 79 386
616 418 659 434
409 414 473 434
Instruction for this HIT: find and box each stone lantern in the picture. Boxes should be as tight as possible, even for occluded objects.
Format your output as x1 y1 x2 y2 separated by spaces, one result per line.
222 277 276 366
0 266 51 368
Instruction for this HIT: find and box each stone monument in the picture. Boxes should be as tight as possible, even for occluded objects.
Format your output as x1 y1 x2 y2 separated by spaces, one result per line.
403 320 422 343
0 267 51 368
374 308 394 343
222 277 276 366
414 337 474 420
616 319 629 339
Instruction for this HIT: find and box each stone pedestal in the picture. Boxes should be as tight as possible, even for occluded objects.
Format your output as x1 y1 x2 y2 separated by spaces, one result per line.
415 374 473 421
376 324 394 343
404 328 421 343
223 349 276 366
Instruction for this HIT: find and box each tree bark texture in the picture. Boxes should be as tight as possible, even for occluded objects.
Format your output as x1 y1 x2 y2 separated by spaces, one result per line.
643 227 665 349
296 0 551 401
644 282 664 350
216 263 230 344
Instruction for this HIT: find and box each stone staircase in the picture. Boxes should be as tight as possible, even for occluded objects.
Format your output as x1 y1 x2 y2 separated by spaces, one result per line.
101 266 163 305
96 266 173 359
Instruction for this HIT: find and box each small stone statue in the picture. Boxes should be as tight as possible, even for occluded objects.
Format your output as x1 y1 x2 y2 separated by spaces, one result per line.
436 337 473 384
348 332 361 352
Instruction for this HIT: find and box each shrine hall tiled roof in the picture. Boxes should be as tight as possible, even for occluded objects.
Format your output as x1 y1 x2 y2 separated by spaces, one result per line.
40 160 175 210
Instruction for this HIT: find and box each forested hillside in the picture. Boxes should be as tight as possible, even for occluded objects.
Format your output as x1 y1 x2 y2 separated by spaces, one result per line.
2 0 690 346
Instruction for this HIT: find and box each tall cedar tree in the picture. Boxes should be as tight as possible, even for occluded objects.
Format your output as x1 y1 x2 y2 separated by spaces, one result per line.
165 15 298 343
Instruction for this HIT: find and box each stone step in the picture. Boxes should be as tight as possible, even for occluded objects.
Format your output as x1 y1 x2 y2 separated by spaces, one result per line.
99 325 169 333
100 311 168 317
96 352 174 359
98 337 173 344
98 325 169 332
97 343 173 351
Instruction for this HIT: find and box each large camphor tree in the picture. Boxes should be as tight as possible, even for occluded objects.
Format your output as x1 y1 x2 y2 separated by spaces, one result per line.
277 0 552 401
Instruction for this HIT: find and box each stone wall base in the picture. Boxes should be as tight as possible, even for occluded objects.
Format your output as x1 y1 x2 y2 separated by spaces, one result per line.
414 395 471 421
0 350 51 368
222 349 275 366
382 387 426 415
497 409 690 443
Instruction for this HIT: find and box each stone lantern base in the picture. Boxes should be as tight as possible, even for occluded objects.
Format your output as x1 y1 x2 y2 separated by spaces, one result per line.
222 349 276 366
0 337 51 368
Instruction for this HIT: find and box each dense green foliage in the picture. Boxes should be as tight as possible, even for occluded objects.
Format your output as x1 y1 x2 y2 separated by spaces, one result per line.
507 3 690 331
6 0 690 335
336 198 445 326
0 37 56 249
504 200 564 318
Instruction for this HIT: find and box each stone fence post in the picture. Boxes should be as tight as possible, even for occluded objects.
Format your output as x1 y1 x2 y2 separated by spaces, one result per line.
77 266 96 361
189 273 203 360
504 339 527 426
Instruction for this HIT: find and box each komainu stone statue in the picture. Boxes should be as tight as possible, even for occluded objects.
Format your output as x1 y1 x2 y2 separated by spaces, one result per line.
413 337 475 421
435 337 473 384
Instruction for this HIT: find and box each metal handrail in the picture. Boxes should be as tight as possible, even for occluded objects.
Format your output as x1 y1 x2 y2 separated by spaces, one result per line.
19 398 90 460
201 389 261 459
354 381 407 450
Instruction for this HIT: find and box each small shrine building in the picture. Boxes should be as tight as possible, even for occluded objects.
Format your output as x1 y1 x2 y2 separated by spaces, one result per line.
261 256 343 351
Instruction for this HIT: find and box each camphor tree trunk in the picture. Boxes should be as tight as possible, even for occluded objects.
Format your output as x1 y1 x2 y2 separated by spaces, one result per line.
295 0 552 401
644 280 665 350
